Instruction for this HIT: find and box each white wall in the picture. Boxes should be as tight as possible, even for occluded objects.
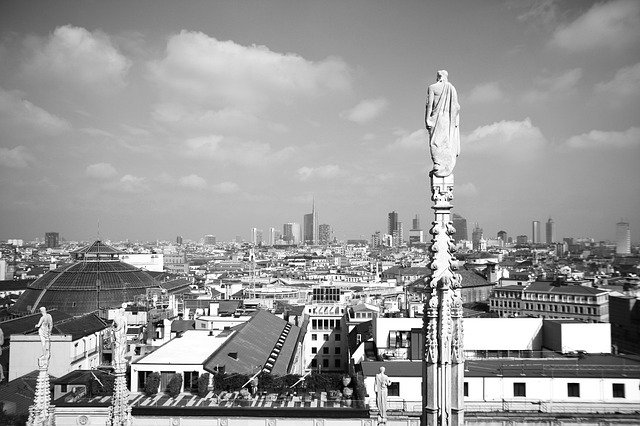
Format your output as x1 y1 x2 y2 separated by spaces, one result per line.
463 318 543 351
559 323 610 353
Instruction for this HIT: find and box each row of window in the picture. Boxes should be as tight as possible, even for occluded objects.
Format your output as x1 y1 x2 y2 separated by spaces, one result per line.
463 382 627 399
310 358 341 368
522 294 597 304
311 346 341 355
388 331 410 348
522 302 597 315
311 318 341 330
311 333 341 341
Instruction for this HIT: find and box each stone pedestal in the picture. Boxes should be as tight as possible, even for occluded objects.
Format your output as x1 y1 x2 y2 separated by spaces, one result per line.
107 363 132 426
422 173 464 426
27 358 55 426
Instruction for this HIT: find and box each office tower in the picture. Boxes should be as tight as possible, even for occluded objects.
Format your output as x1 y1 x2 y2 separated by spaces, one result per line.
250 228 259 245
204 234 216 245
176 235 183 245
516 235 528 245
256 229 263 246
451 213 468 243
394 221 404 247
497 230 507 244
532 220 541 244
318 224 332 245
412 214 421 231
45 232 59 248
388 211 399 236
371 231 381 248
616 221 631 255
268 227 276 246
471 223 483 251
283 222 301 244
546 218 555 244
303 200 318 245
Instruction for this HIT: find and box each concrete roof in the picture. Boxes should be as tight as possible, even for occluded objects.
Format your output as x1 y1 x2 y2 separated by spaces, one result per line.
134 329 232 365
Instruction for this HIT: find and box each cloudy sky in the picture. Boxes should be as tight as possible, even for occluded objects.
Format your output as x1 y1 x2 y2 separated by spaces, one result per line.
0 0 638 243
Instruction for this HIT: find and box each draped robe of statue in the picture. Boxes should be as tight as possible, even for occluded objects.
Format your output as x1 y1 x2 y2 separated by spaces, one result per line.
426 73 460 177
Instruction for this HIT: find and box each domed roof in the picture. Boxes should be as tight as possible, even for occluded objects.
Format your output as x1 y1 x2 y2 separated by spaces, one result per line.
11 240 160 316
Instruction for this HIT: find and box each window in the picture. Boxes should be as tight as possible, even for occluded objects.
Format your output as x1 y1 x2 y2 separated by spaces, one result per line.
323 334 329 341
311 347 317 354
312 334 317 341
60 384 68 393
322 359 329 368
323 347 329 354
334 333 341 341
463 382 468 397
335 347 341 354
388 382 400 397
311 359 317 368
389 331 410 348
613 383 625 398
334 359 341 368
356 334 362 345
513 382 526 397
567 383 580 397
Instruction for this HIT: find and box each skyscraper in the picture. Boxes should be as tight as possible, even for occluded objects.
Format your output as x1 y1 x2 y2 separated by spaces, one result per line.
176 235 183 245
412 214 421 231
546 218 555 244
471 223 483 251
532 220 541 244
283 222 301 244
452 213 468 243
303 200 318 245
45 232 59 248
388 211 399 236
616 221 631 255
497 230 507 244
268 227 276 246
318 224 332 245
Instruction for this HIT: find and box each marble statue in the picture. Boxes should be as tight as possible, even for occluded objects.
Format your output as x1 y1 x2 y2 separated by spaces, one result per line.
112 303 127 371
36 307 53 360
374 366 391 423
425 70 460 177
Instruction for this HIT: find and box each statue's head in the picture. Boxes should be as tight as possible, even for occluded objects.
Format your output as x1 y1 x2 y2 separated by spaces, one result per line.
40 307 46 314
380 366 385 373
121 303 127 309
437 70 448 82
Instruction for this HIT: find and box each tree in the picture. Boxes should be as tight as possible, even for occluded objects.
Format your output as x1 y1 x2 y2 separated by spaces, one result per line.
144 372 161 396
197 372 210 397
167 373 183 397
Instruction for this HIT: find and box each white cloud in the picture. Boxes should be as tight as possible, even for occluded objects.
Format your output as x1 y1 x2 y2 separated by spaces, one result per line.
515 0 558 29
148 31 351 112
297 164 343 181
594 62 640 104
178 174 207 189
340 98 388 124
388 129 427 150
466 82 505 104
0 146 34 168
523 68 582 102
212 181 239 194
0 86 70 134
456 182 478 197
106 174 149 193
463 118 547 160
23 25 130 90
550 0 640 52
183 135 294 166
564 127 640 149
86 162 117 179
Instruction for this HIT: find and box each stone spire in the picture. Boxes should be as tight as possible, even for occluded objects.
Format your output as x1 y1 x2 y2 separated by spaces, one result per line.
423 172 464 426
27 307 55 426
107 304 132 426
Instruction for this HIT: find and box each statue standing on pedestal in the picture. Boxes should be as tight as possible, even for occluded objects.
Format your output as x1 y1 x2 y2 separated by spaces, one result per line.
425 70 460 177
112 303 128 371
374 366 391 424
36 307 53 362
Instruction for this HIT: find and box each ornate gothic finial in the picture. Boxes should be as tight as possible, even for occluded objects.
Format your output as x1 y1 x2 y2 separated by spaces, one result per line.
27 307 55 426
107 304 132 426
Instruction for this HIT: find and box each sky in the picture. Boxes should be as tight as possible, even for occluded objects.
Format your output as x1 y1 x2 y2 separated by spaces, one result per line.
0 0 639 243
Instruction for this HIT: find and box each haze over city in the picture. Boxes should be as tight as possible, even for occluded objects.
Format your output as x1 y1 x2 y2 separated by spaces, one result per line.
0 0 638 242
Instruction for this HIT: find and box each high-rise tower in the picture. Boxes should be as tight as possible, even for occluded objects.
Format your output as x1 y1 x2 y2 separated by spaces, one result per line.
545 218 555 244
616 221 631 255
303 200 319 245
451 213 468 242
388 211 399 236
532 220 541 244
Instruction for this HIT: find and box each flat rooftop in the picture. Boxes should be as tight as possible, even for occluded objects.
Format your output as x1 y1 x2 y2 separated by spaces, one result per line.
134 329 232 365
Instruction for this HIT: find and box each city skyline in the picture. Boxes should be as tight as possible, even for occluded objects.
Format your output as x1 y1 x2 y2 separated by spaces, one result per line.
0 0 638 242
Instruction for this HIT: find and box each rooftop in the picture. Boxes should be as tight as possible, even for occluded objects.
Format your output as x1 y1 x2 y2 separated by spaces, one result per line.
135 329 232 365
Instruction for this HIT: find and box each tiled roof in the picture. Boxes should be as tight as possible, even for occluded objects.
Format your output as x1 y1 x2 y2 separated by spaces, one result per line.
203 310 300 376
50 313 108 340
0 309 72 336
0 279 34 292
0 370 54 416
